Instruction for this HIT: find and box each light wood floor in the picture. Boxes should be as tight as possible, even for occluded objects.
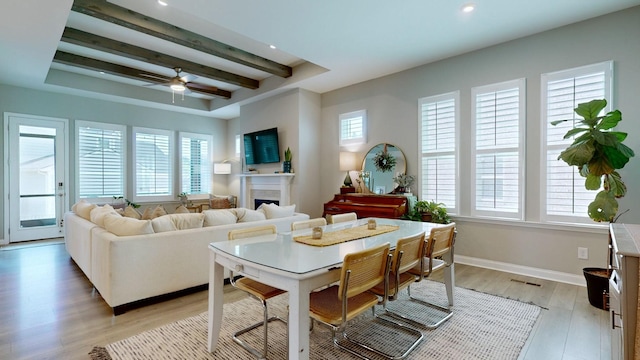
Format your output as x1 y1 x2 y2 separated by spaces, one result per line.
0 241 610 360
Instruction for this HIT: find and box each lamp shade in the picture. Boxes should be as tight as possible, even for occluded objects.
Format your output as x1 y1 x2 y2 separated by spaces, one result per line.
214 163 231 174
339 152 357 171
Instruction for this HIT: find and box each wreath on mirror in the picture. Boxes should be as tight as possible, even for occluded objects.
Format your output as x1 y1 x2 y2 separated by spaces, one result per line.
372 144 396 173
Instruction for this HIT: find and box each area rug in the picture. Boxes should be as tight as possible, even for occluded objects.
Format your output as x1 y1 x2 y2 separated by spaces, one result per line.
89 280 541 360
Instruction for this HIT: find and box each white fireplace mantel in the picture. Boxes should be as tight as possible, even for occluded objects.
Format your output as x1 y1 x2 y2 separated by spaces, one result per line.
238 173 295 209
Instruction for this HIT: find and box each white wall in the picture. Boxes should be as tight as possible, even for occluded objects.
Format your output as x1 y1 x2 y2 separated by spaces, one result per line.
320 7 640 282
0 85 227 238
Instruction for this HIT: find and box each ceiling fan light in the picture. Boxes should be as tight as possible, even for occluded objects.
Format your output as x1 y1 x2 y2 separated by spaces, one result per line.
170 83 185 91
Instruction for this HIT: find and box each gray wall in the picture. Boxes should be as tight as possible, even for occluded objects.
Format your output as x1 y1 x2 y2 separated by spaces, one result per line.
320 7 640 282
0 85 227 241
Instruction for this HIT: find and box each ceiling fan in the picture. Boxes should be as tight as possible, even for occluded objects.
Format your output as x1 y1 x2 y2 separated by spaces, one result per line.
142 67 218 102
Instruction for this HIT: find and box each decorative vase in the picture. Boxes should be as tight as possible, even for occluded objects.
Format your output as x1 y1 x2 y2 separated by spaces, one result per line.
283 161 292 173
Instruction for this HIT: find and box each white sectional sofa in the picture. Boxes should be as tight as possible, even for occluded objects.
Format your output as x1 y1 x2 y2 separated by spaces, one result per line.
64 201 309 314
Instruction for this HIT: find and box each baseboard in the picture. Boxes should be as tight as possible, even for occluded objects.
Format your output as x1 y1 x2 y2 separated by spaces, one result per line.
455 255 586 287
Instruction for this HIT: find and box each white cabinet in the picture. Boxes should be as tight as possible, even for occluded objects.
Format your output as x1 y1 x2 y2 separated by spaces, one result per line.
610 224 640 360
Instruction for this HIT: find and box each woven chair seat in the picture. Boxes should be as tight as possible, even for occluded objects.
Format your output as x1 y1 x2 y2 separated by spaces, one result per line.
310 285 380 325
235 278 286 300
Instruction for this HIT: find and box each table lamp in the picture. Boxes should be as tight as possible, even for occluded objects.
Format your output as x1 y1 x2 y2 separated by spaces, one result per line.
339 152 357 187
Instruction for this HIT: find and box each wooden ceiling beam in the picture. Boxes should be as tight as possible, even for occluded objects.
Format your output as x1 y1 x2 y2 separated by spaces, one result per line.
71 0 292 78
53 51 232 99
61 27 258 90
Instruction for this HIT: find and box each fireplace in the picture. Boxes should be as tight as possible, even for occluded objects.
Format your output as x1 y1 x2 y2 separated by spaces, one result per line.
239 174 295 209
255 199 279 208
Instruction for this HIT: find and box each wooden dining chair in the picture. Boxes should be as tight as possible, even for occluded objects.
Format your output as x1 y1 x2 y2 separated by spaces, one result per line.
291 217 327 230
308 242 423 359
328 212 357 224
227 224 286 358
405 223 456 328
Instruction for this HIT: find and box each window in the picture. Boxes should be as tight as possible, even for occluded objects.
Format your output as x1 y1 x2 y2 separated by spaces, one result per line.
541 61 613 223
471 79 525 219
339 110 367 146
179 132 212 196
418 92 459 213
76 121 125 202
133 127 174 202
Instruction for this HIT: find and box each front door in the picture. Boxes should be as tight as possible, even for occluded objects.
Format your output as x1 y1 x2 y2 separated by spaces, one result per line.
4 113 68 243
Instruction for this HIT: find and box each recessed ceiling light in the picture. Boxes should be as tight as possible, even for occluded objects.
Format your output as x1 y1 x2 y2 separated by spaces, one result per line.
157 0 168 6
269 45 277 50
462 3 475 13
99 71 105 74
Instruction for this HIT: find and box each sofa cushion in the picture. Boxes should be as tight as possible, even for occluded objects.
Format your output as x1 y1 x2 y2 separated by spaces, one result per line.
151 213 205 233
233 208 267 223
259 203 297 219
203 209 237 227
90 204 119 227
123 205 142 219
103 214 154 236
72 200 97 221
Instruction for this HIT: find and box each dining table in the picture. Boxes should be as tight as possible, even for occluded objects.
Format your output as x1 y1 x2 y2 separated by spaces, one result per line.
207 217 454 360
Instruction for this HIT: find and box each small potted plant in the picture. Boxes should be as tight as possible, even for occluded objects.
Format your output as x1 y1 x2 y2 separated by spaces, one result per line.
408 200 451 224
283 147 292 173
392 174 415 194
177 192 189 206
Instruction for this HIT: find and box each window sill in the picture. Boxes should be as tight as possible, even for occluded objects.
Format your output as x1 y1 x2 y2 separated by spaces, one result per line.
450 215 609 235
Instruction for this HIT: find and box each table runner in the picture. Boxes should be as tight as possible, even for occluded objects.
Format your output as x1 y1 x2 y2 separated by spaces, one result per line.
294 224 399 247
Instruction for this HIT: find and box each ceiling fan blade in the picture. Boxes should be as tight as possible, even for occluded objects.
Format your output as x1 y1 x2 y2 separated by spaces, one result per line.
186 82 218 93
139 73 170 82
180 74 197 82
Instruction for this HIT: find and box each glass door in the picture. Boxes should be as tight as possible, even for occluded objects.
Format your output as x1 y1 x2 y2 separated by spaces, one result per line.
6 115 67 243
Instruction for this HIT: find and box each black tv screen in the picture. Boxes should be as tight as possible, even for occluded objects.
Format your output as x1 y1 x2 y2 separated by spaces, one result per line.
243 127 281 165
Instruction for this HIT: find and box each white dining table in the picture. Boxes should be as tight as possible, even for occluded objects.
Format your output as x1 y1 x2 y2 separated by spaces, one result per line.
207 218 454 360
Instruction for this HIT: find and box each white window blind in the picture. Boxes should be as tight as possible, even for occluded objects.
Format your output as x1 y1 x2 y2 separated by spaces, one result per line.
133 127 174 201
339 110 367 146
418 92 458 213
541 61 612 223
76 121 125 201
471 79 525 219
179 132 212 195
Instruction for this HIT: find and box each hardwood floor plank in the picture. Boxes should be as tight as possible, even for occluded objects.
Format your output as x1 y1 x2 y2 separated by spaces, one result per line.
0 243 609 359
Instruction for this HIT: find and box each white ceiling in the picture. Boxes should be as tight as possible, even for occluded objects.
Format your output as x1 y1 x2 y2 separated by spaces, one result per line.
2 0 639 119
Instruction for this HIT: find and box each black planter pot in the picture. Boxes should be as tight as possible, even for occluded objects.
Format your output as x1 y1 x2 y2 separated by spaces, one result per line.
583 267 609 310
283 161 292 173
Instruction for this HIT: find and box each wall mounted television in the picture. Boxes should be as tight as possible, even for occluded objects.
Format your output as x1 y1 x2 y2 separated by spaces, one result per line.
243 127 281 165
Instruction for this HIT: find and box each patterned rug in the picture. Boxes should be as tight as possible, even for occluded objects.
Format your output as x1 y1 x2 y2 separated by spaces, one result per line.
89 280 541 360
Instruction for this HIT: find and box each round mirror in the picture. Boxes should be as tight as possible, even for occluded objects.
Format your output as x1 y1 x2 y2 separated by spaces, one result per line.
361 143 406 194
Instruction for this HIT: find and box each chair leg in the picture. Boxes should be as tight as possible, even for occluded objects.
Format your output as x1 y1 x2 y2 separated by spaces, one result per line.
232 297 286 359
385 286 452 329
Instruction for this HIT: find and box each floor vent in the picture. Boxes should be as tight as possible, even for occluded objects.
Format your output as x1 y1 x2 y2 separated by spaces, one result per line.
510 279 542 287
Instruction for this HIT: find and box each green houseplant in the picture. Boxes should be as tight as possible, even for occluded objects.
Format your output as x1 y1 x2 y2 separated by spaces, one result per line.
552 99 635 309
551 99 634 222
283 147 292 173
407 200 451 224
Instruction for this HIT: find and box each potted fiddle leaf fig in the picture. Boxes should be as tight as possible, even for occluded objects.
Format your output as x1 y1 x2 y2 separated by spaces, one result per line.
552 99 635 309
551 99 634 222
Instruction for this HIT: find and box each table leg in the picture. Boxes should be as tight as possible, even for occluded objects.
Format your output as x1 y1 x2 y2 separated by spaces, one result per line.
288 284 311 360
207 252 224 352
443 250 455 306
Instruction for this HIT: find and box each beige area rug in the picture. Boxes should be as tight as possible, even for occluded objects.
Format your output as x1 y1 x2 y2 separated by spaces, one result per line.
89 280 541 360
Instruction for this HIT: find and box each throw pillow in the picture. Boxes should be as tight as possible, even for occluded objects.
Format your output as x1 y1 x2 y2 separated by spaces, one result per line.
89 204 119 227
140 207 153 220
123 205 142 219
151 205 168 219
174 205 190 214
72 200 97 221
209 197 231 209
103 214 154 236
236 208 267 223
261 203 296 219
203 209 237 227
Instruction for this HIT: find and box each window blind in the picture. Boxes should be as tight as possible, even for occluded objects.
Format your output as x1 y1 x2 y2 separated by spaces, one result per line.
543 62 611 222
134 128 172 199
180 133 212 195
77 122 125 200
419 93 458 212
471 79 525 218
